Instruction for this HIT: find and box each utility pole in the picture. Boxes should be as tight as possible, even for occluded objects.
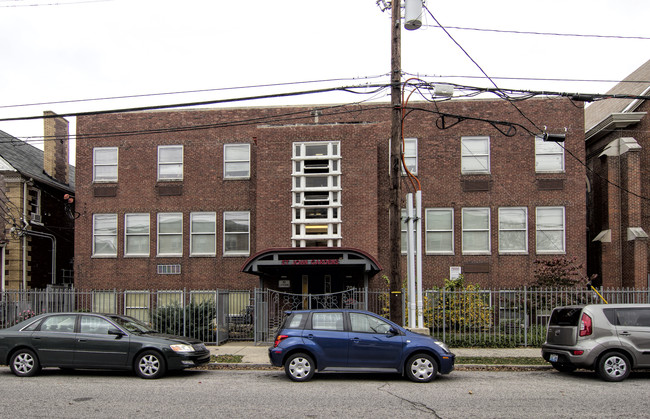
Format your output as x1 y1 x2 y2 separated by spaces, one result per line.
388 0 403 325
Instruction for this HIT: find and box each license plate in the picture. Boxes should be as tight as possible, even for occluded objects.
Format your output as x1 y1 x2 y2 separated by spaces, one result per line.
549 354 558 362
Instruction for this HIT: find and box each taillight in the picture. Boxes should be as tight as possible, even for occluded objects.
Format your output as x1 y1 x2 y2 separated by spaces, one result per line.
274 334 289 348
579 313 592 337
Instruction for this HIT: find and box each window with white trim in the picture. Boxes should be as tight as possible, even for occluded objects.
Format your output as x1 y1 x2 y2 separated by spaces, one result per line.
158 145 183 180
125 213 150 256
462 208 490 254
224 144 251 179
292 141 341 247
93 147 118 182
498 207 528 254
157 213 183 256
426 208 454 254
461 136 490 174
93 213 117 257
536 207 565 254
402 138 418 175
190 212 216 256
535 136 564 172
224 211 250 256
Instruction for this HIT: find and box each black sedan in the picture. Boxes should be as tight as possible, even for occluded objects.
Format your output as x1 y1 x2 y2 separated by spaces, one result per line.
0 312 210 379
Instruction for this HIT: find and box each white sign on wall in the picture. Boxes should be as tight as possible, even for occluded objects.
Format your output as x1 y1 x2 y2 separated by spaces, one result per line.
450 266 462 280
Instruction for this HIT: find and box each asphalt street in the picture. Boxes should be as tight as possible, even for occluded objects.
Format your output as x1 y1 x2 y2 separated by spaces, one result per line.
2 368 650 418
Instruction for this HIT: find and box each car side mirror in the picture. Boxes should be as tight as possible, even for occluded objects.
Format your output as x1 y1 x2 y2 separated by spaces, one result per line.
387 327 398 335
108 328 126 338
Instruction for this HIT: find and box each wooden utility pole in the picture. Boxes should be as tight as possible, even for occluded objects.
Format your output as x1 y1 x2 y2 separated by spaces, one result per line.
388 0 403 325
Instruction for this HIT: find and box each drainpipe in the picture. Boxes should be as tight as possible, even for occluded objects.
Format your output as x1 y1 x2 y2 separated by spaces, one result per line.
22 230 56 285
1 244 5 292
22 181 27 290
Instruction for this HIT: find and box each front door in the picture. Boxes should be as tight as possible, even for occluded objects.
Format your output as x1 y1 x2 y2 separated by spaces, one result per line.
347 312 403 369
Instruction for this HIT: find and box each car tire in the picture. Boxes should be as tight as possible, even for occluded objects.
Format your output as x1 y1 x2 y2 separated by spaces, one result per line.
284 353 315 382
551 362 577 373
10 349 41 377
597 352 630 382
134 350 166 379
406 353 438 383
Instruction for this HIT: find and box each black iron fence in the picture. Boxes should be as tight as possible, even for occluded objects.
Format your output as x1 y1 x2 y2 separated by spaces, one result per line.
2 287 648 347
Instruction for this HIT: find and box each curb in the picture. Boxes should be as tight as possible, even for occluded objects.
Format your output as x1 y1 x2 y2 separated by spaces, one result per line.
202 363 552 371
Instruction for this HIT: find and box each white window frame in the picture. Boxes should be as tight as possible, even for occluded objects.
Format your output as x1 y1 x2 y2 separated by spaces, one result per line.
426 208 454 255
93 213 117 257
157 145 183 181
498 207 528 254
462 207 491 254
535 136 565 173
402 137 418 176
291 141 342 248
536 206 566 254
224 144 251 179
93 147 118 182
190 212 217 257
223 211 250 256
461 136 490 174
157 212 183 257
124 213 150 257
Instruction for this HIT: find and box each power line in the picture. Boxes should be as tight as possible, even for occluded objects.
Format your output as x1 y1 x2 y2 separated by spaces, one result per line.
423 24 650 41
0 74 390 110
0 83 390 123
404 72 650 85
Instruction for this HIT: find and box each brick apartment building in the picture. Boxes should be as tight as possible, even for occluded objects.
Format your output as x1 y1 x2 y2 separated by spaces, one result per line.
74 96 586 293
586 59 650 288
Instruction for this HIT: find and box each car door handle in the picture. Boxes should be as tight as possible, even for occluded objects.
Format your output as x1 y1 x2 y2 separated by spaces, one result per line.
351 337 360 343
619 331 631 336
78 339 87 343
306 334 314 339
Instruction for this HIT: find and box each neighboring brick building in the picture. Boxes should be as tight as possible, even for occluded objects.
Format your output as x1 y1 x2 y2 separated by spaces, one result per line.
0 113 75 290
74 96 586 292
586 59 650 288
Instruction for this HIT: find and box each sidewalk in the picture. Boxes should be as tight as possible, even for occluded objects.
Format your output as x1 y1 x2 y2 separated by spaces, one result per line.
207 342 545 368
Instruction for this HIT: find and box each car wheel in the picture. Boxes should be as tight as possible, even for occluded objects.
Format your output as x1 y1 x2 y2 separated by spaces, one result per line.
551 362 577 373
597 352 630 382
406 354 438 383
135 350 166 379
284 353 315 382
10 349 41 377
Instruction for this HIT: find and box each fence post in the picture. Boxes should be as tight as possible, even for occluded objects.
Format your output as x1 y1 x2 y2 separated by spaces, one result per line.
442 287 446 343
524 286 527 347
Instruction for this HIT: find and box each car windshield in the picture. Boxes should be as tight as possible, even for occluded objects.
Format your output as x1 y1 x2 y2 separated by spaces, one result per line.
108 315 157 334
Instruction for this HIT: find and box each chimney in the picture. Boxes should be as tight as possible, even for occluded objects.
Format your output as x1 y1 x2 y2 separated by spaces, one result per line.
43 111 69 185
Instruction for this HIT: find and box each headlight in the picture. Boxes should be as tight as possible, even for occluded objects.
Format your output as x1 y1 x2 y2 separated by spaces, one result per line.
170 344 195 352
433 340 450 353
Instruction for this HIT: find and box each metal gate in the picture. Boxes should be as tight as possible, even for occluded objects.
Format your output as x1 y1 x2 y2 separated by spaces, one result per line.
254 288 366 343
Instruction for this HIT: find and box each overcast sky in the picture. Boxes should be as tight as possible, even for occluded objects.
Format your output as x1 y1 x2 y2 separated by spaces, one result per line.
0 0 648 165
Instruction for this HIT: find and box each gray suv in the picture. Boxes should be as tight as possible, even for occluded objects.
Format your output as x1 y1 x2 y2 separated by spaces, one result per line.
542 304 650 381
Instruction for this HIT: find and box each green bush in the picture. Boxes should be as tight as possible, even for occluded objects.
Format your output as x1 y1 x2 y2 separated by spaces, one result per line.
152 301 216 341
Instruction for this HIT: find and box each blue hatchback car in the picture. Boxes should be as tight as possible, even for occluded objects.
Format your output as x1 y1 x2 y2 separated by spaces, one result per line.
269 309 454 382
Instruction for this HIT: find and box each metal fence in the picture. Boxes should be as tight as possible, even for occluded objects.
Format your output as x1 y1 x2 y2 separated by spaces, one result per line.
2 287 649 347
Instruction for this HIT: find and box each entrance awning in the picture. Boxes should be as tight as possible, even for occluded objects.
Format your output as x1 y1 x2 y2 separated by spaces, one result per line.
241 247 382 277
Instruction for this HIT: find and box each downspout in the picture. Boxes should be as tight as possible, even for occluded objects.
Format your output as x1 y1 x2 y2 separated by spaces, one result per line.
22 230 56 285
1 244 5 292
22 180 27 290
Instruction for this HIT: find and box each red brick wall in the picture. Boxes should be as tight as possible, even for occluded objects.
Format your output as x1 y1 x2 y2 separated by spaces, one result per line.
75 98 586 291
